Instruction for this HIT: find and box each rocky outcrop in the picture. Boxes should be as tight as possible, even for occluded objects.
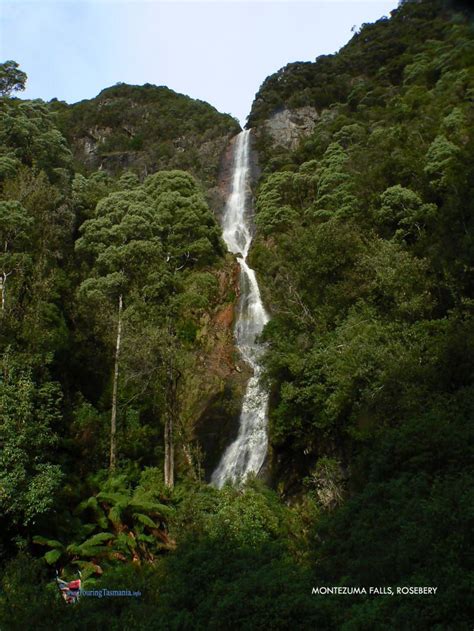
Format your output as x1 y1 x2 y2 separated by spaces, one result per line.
72 128 235 186
205 133 238 218
187 255 251 480
51 83 240 192
263 106 319 151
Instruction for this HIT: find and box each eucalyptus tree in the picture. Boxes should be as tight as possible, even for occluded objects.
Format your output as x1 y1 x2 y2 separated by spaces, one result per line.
0 60 27 97
0 98 71 179
76 171 223 484
0 200 32 312
76 188 165 471
141 170 224 487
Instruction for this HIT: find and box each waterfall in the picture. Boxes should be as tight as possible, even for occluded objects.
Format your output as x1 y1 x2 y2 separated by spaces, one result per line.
211 129 270 488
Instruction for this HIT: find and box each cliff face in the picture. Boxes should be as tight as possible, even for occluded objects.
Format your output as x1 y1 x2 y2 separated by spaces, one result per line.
191 258 252 479
263 106 319 151
191 136 255 479
180 253 250 480
50 83 240 195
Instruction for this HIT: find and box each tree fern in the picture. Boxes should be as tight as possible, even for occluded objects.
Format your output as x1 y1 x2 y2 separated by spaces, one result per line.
44 549 62 565
133 513 157 528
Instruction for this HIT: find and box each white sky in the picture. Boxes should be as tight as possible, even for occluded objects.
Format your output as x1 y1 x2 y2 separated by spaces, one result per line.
0 0 398 124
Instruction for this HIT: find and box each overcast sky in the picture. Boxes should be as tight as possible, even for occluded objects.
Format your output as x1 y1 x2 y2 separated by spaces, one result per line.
1 0 397 124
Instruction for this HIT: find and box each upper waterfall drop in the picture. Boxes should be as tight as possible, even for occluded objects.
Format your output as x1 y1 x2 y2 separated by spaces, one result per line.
211 130 270 488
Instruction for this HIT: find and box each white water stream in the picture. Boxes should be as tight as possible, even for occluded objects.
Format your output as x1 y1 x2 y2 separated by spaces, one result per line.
211 130 270 488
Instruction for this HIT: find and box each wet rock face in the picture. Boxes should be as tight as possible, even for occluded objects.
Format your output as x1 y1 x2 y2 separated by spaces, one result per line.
193 130 268 482
211 134 237 222
195 382 243 480
190 257 251 480
264 106 319 150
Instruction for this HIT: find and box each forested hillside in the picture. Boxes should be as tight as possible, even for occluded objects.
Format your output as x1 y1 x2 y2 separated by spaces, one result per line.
0 70 251 628
51 83 240 203
1 0 473 628
250 0 474 482
248 0 474 625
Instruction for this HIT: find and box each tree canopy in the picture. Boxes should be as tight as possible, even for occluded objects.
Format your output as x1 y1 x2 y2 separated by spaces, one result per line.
0 60 27 97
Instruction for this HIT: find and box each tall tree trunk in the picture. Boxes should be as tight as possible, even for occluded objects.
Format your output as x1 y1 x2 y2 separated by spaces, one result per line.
0 272 9 311
110 294 123 472
0 273 5 311
164 356 181 489
164 412 174 489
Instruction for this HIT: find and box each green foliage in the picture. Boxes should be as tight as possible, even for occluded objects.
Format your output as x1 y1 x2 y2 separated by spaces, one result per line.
0 63 236 582
71 171 117 224
34 472 174 575
143 170 223 265
255 171 315 235
0 555 64 630
0 60 27 97
0 200 33 311
0 168 73 356
252 0 474 451
310 390 474 629
73 168 225 472
76 170 221 309
51 82 240 188
375 184 437 240
248 2 474 626
0 356 63 527
204 481 287 547
0 99 71 179
423 134 460 190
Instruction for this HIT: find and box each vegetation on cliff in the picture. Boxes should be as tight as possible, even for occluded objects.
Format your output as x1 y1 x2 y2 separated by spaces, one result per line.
50 83 240 192
247 0 474 626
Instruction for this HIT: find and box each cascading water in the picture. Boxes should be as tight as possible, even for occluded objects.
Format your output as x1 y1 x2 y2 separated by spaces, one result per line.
211 129 270 488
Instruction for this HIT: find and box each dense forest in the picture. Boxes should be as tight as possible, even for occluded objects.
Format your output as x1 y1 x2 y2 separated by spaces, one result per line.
1 0 473 628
